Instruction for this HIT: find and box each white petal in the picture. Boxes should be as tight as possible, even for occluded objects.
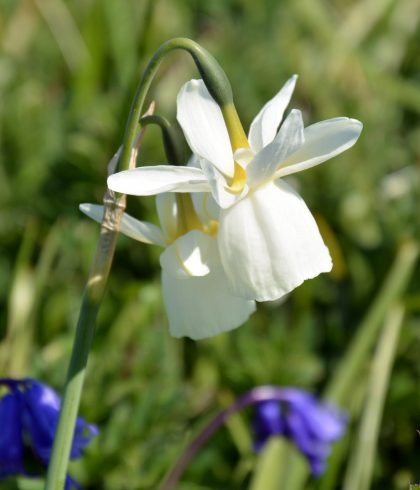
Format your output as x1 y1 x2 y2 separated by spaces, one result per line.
161 267 256 340
191 192 220 225
275 118 363 178
79 203 165 246
190 155 220 222
247 109 304 187
79 203 105 224
201 159 248 209
248 75 298 152
234 148 255 168
156 193 178 244
107 165 210 196
177 79 234 178
218 180 332 301
159 230 215 278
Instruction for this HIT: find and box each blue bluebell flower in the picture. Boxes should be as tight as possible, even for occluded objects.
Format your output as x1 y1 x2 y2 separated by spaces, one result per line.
0 378 98 488
253 388 346 476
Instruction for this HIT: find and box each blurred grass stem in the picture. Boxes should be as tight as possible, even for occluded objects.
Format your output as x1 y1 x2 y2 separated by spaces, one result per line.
343 303 405 490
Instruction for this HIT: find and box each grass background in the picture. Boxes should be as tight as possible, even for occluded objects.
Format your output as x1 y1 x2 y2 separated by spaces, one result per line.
0 0 419 488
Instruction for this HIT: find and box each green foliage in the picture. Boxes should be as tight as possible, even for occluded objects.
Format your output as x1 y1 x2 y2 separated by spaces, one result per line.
1 0 419 488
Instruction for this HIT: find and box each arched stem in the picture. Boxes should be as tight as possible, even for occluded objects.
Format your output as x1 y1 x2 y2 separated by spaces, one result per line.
117 37 239 175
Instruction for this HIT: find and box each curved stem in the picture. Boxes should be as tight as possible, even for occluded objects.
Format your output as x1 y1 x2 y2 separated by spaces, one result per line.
159 386 287 490
117 37 235 175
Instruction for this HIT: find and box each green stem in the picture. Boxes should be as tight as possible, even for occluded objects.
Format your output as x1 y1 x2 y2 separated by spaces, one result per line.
45 191 126 490
117 37 233 174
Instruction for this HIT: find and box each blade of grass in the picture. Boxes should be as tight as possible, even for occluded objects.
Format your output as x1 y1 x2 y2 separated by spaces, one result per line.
248 438 306 490
343 303 405 490
0 221 62 376
33 0 89 71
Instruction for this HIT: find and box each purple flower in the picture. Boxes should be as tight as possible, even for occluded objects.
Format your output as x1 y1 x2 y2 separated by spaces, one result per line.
0 378 98 487
253 388 346 476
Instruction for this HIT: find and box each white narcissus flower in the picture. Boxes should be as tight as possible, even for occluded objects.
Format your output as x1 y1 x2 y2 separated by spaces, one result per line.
80 191 255 340
108 76 363 301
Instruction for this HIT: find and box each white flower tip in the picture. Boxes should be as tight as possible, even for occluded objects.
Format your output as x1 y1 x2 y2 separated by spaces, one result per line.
343 118 363 144
286 74 298 89
189 78 203 88
349 118 363 131
289 108 303 118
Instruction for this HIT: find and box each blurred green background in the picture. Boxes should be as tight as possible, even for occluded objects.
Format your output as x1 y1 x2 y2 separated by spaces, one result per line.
0 0 419 489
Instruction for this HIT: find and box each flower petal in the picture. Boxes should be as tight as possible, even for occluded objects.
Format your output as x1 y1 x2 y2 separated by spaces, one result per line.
247 109 304 187
191 191 220 225
22 379 97 463
282 390 346 476
177 79 234 178
156 193 178 244
21 380 60 463
0 393 24 477
253 400 284 451
161 261 256 340
218 180 332 301
79 204 166 246
275 118 363 178
234 148 255 168
201 159 247 209
159 230 215 278
282 389 346 442
107 165 210 196
248 75 298 152
188 155 220 223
